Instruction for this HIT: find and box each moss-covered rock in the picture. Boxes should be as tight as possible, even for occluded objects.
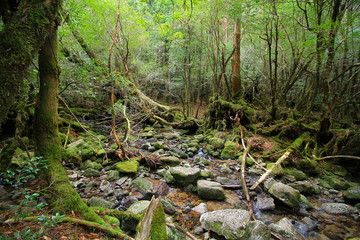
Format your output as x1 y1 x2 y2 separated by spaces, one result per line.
209 137 225 149
169 166 201 186
268 182 301 209
115 160 139 173
327 176 350 190
80 160 102 171
158 156 181 166
88 197 115 209
108 170 119 181
103 215 120 229
289 181 321 195
343 186 360 201
197 180 226 200
127 200 150 215
132 177 153 199
83 168 101 177
266 162 283 176
220 141 238 159
284 168 307 181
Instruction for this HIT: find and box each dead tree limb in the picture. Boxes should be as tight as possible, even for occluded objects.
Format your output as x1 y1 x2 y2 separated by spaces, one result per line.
250 132 310 190
240 143 256 220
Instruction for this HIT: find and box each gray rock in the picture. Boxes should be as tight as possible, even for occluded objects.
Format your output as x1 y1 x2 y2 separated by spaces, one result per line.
343 186 360 201
289 181 320 195
321 202 357 215
100 180 111 192
220 164 232 173
197 180 226 200
192 203 208 214
256 197 275 211
108 170 119 181
141 142 151 150
269 218 305 240
299 194 313 209
88 197 115 209
153 141 165 150
158 156 181 166
268 182 301 208
215 177 241 186
170 166 201 186
83 168 100 177
200 209 251 240
132 177 153 199
127 200 150 214
67 139 84 148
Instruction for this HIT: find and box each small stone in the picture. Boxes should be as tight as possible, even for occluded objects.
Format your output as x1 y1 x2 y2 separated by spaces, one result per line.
192 203 208 214
68 173 78 180
161 198 176 215
100 180 111 192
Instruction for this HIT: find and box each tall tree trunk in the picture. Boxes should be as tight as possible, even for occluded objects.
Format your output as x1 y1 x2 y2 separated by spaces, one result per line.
0 0 62 125
232 19 242 99
33 25 102 223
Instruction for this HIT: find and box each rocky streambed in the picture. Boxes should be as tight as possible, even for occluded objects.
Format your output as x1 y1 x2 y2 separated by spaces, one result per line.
66 127 360 240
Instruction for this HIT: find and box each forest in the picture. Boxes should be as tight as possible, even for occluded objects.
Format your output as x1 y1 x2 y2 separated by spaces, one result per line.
0 0 359 239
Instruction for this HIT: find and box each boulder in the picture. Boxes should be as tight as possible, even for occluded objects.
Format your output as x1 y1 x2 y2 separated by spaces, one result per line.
132 177 153 199
343 186 360 201
158 156 181 166
200 209 251 240
115 160 139 173
88 197 115 209
127 200 150 215
248 220 271 240
169 166 201 186
289 181 321 195
327 176 350 190
321 203 357 215
197 180 226 200
209 137 225 149
268 182 301 208
80 160 102 171
269 218 305 240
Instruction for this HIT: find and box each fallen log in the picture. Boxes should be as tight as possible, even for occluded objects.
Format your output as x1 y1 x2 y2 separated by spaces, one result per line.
250 132 310 190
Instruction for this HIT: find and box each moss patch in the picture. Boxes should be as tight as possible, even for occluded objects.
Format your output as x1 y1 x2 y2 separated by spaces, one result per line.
116 160 139 173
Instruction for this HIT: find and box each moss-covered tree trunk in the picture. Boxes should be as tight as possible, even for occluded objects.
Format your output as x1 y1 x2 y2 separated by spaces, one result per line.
0 0 62 125
33 25 102 223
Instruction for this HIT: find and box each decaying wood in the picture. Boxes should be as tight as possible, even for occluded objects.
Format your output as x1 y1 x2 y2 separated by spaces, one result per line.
135 196 161 240
250 132 309 190
317 155 360 161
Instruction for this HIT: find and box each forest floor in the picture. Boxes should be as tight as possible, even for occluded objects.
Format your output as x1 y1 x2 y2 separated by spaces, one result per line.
1 110 359 240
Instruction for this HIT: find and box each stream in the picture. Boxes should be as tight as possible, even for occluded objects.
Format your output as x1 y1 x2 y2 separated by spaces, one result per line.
67 127 360 240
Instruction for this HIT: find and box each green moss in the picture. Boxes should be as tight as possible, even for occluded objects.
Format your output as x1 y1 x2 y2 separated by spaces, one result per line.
116 160 139 173
150 202 167 240
266 162 283 176
220 141 238 159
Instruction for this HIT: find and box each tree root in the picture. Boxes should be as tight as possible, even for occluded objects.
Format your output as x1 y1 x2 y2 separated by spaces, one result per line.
6 216 134 240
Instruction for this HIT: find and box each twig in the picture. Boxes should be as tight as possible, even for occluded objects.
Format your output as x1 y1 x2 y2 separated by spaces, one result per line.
240 143 256 220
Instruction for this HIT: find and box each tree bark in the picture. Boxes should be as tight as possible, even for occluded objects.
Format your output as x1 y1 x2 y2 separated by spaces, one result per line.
232 19 242 99
33 25 102 223
0 0 62 125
